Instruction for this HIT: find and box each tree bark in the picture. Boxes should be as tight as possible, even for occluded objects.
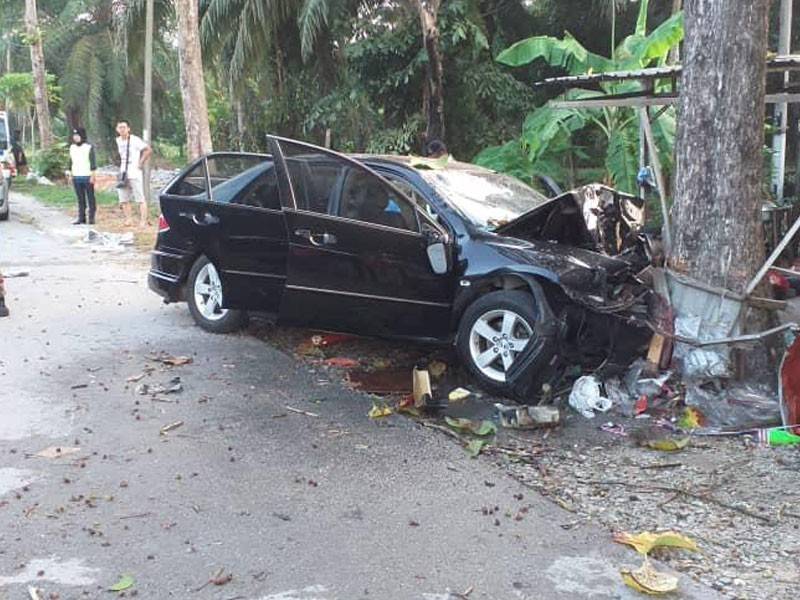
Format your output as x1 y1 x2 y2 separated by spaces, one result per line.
24 0 53 148
174 0 213 160
410 0 445 144
669 0 770 295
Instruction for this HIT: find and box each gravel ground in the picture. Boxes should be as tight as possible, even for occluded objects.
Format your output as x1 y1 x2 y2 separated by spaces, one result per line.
250 323 800 600
484 415 800 600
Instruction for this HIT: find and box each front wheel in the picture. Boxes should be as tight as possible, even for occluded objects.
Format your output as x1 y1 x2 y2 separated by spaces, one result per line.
186 256 246 333
456 290 545 397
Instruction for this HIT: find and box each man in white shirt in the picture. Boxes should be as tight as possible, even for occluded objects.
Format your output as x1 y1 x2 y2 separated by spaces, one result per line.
115 119 152 228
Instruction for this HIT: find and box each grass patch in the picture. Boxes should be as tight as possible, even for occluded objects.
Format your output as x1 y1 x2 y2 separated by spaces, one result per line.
12 179 119 208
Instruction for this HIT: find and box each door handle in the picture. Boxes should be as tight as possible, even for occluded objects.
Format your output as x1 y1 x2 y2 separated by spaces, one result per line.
180 211 219 226
294 229 336 246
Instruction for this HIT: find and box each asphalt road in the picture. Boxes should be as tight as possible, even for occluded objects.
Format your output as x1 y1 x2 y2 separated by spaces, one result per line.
0 192 717 599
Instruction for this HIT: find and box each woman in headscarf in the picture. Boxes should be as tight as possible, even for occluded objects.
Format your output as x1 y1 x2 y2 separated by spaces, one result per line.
68 127 97 224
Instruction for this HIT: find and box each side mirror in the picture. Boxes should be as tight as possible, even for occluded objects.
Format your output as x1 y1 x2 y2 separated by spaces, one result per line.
427 241 448 275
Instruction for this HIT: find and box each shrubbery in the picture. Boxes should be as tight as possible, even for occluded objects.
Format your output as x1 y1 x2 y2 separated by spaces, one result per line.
31 144 70 180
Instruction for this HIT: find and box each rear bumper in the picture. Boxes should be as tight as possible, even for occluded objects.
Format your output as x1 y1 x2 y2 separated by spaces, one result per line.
148 247 193 303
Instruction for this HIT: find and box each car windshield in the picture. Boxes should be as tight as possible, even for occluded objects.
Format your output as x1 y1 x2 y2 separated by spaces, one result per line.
419 167 548 231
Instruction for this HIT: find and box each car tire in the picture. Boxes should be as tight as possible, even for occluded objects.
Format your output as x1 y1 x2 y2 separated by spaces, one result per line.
0 180 9 221
186 256 247 334
456 290 544 397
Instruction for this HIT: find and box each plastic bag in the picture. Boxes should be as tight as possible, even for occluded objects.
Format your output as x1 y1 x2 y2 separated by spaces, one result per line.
569 375 612 418
685 382 781 429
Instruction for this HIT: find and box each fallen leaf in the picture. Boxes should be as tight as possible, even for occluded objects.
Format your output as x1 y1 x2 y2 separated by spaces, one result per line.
466 439 488 457
368 404 393 419
324 357 360 369
448 387 472 402
35 446 80 459
126 372 147 383
646 437 690 452
211 573 233 586
428 360 448 378
162 356 192 366
109 574 134 592
445 417 496 437
677 407 705 430
634 395 648 415
614 531 698 555
621 559 678 595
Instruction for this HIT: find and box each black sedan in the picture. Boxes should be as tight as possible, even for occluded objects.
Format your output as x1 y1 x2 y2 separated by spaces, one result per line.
149 136 652 398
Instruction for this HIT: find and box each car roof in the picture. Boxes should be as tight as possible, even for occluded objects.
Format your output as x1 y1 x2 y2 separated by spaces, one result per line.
350 153 493 174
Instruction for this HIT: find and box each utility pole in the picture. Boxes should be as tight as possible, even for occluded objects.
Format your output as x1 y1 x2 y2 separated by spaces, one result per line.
143 0 154 204
771 0 792 201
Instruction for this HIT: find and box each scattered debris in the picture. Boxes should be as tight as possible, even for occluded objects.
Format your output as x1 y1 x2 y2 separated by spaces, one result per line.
285 406 319 418
445 417 497 437
495 403 559 429
323 357 360 368
27 586 43 600
108 574 135 592
368 403 393 419
644 436 690 452
147 353 193 366
4 270 30 278
347 369 412 394
412 367 433 407
620 559 678 595
70 383 89 390
312 333 355 347
159 421 184 435
568 375 612 418
136 377 183 396
34 446 80 459
428 360 448 378
466 439 489 458
448 387 472 403
614 531 698 555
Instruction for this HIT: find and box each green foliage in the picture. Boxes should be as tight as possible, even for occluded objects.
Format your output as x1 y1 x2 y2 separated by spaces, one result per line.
484 0 683 192
30 144 70 179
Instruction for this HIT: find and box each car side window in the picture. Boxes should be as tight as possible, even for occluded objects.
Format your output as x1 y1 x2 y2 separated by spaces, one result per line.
338 168 418 231
281 147 345 214
168 161 208 198
231 165 280 210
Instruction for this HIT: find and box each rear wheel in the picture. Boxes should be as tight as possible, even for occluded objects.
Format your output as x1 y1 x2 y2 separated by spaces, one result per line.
0 179 9 221
187 256 246 333
457 290 544 396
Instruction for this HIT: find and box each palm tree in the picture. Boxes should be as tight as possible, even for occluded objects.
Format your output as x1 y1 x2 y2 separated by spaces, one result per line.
175 0 212 158
24 0 53 147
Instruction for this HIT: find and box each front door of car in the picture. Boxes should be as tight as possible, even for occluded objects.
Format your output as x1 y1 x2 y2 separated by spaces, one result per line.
168 153 289 313
269 137 455 339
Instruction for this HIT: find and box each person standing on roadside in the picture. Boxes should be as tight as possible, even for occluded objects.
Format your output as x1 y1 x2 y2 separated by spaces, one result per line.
115 119 152 228
11 131 27 177
67 128 97 225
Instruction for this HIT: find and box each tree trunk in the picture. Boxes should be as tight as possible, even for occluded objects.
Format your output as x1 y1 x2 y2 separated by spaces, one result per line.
174 0 213 160
24 0 53 148
411 0 445 144
669 0 770 295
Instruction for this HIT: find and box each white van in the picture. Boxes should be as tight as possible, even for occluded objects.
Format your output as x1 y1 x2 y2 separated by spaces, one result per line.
0 110 12 220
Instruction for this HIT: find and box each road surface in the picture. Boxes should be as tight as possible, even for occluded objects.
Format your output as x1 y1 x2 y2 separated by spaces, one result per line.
0 192 717 599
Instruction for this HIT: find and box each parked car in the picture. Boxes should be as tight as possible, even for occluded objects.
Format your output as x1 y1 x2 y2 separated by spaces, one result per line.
0 110 13 221
149 136 653 398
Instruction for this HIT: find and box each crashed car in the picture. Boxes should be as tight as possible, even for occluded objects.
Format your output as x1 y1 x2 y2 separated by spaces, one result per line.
149 136 653 398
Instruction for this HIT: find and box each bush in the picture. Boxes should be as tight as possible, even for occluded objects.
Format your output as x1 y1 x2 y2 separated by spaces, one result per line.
31 144 70 180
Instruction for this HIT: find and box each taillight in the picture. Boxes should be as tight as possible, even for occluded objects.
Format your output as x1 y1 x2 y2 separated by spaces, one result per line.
158 214 170 233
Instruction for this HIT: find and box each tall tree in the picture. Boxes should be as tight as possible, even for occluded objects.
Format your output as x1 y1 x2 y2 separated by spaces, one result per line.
175 0 212 159
409 0 445 144
24 0 53 147
669 0 770 295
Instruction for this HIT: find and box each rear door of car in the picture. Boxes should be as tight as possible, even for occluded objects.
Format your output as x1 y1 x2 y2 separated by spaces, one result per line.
161 153 288 312
268 136 455 340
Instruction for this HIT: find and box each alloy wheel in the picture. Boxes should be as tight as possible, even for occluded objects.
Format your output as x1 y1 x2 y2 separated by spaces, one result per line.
193 262 228 322
468 309 533 382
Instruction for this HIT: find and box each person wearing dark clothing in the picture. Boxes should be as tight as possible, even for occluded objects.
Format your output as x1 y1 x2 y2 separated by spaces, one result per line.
424 139 448 158
68 128 97 224
10 130 27 176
